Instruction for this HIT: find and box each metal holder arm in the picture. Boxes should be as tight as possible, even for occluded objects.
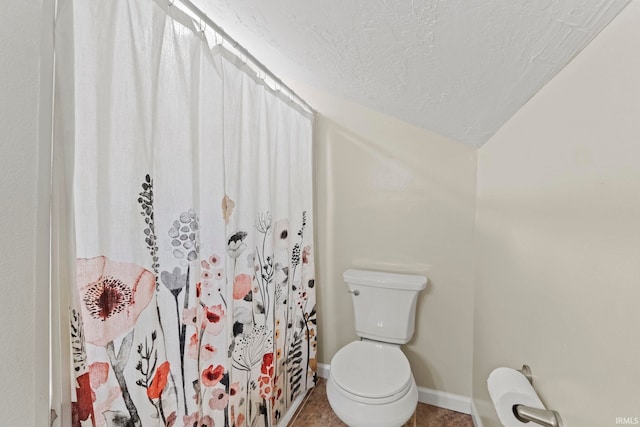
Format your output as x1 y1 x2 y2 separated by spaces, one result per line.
518 364 533 384
513 405 563 427
511 365 563 427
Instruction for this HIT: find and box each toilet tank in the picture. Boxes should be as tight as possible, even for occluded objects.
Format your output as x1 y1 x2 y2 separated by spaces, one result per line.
343 269 427 344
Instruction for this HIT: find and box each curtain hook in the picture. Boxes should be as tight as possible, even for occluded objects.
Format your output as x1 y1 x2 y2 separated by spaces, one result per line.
198 17 206 33
169 0 175 7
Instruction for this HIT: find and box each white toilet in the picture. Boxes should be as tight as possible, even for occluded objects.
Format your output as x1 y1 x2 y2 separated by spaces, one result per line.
326 269 427 427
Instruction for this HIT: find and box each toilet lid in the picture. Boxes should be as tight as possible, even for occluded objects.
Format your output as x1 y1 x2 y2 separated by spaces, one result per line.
330 341 412 399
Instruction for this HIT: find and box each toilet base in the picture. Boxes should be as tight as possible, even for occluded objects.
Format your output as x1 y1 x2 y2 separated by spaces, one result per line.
326 374 418 427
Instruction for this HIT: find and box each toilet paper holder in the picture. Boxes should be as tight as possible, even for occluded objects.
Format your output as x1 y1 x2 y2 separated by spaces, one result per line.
513 365 563 427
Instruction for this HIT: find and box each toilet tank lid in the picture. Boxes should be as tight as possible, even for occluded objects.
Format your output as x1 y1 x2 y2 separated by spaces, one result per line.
343 269 427 291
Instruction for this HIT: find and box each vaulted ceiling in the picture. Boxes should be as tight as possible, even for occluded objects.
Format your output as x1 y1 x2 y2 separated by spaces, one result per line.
192 0 630 146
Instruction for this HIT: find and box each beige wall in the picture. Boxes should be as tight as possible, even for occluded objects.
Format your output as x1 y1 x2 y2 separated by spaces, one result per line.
473 2 640 426
290 84 477 396
0 0 53 425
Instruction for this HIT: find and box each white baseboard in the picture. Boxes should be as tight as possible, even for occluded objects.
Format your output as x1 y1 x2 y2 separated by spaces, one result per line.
470 400 484 427
317 362 330 379
416 386 471 414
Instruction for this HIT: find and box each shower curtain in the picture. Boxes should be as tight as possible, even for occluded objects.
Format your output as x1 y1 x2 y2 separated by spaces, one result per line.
51 1 316 426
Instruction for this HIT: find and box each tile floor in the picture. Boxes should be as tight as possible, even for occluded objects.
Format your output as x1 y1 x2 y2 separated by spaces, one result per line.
288 378 474 427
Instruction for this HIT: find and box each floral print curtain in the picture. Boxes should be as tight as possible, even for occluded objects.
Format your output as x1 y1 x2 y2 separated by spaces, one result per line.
52 1 316 426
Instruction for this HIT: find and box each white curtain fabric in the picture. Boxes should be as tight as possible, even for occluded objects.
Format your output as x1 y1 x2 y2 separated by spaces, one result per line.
52 1 316 426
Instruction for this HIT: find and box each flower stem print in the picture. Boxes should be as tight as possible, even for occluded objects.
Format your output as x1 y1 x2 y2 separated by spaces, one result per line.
286 327 304 402
106 330 141 426
138 174 159 281
194 312 207 413
294 276 316 391
163 209 200 415
70 309 87 374
280 211 307 406
303 306 317 390
137 175 180 413
290 211 307 288
160 265 190 414
181 266 190 412
135 330 168 424
254 212 274 321
232 325 273 425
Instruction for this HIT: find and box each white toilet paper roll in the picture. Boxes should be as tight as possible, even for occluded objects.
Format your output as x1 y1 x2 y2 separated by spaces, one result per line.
487 367 546 427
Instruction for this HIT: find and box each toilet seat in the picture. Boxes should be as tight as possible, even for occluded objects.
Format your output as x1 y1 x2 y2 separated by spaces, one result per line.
330 340 412 404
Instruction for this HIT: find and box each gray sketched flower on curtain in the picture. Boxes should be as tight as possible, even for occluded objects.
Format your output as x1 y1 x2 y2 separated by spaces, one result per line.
160 267 188 297
169 209 199 261
255 212 272 234
227 231 248 259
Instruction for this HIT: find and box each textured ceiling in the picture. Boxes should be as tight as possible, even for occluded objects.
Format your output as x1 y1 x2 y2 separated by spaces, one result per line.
192 0 629 146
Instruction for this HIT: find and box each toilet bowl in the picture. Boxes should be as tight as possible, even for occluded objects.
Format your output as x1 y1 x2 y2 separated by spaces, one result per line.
326 340 418 427
326 269 427 427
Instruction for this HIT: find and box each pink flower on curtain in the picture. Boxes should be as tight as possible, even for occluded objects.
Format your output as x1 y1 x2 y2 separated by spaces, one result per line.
200 253 223 291
89 362 109 390
208 388 229 410
204 304 225 335
229 382 240 397
182 307 201 327
200 343 216 360
183 413 214 427
233 274 252 300
200 415 215 427
231 405 245 427
183 413 199 426
187 333 200 359
165 412 177 427
201 364 225 387
302 245 312 264
187 333 216 360
76 256 155 347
